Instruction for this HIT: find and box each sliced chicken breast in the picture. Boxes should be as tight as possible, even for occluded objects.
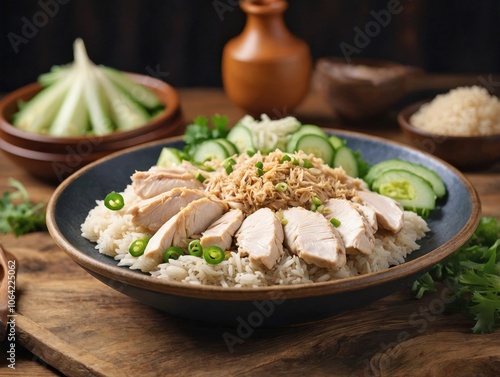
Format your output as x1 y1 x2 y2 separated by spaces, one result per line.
282 207 346 269
236 208 284 269
127 188 206 232
323 198 375 255
132 165 202 199
200 209 244 251
357 190 404 233
351 202 378 232
132 197 228 272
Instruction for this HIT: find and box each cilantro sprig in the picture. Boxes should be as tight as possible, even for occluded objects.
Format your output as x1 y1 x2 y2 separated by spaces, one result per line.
0 178 47 236
183 114 229 158
412 217 500 333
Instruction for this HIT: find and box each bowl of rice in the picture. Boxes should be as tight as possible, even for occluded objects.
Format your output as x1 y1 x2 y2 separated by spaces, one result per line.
398 86 500 170
46 131 480 326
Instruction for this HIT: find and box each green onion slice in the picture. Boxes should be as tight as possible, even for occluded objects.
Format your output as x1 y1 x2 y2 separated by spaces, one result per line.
104 192 125 210
303 159 313 168
312 196 322 205
188 240 203 257
203 246 225 265
163 246 184 263
280 155 292 163
195 172 206 183
275 182 288 192
330 217 341 227
129 237 149 257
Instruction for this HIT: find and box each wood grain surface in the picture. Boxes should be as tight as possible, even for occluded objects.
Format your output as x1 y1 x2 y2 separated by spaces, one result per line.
0 87 499 376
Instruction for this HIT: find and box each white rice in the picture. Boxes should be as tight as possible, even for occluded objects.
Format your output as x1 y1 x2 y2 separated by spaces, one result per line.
410 85 500 136
82 188 429 287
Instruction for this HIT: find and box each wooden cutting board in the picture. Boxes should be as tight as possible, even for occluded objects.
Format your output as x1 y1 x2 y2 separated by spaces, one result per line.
3 231 500 377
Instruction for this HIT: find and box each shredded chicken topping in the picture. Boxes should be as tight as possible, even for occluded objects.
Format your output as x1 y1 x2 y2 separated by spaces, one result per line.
203 150 362 215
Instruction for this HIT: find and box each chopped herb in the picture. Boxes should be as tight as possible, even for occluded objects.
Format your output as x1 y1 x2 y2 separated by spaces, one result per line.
223 158 236 175
302 159 313 168
280 154 292 163
183 114 230 158
330 217 341 227
275 182 288 192
0 178 47 236
412 217 500 333
312 196 322 206
255 161 264 177
195 172 207 183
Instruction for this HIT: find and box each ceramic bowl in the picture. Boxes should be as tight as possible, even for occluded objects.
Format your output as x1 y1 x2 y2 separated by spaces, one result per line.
315 57 412 122
0 73 184 182
46 131 480 326
398 101 500 170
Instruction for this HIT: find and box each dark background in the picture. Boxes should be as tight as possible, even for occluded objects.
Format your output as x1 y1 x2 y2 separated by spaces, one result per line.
1 0 500 91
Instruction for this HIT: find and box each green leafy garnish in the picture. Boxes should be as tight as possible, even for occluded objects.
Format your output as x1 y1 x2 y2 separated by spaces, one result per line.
353 150 371 179
183 114 230 158
412 217 500 333
0 178 47 236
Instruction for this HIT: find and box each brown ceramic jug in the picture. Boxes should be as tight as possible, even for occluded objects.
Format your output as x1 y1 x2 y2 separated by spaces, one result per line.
222 0 312 118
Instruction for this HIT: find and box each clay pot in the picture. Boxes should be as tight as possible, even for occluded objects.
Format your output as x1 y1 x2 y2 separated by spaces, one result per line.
222 0 312 117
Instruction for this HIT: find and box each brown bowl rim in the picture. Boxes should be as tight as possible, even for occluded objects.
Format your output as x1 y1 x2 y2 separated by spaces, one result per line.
0 72 180 145
316 57 409 85
397 100 500 141
46 132 481 301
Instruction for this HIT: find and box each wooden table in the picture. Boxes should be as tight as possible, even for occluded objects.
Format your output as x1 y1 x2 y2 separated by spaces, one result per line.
0 87 499 377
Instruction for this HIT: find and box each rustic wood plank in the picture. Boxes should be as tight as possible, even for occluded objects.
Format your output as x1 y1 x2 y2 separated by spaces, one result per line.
1 232 498 377
17 315 120 377
0 86 498 376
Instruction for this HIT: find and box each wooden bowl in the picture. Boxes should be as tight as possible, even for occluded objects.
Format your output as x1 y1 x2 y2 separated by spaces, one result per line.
315 57 410 122
398 101 500 170
0 73 184 182
0 110 184 183
0 73 183 154
46 132 480 326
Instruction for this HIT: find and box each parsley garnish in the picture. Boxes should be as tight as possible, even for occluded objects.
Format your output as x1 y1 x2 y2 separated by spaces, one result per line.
0 178 47 236
412 217 500 333
183 114 229 158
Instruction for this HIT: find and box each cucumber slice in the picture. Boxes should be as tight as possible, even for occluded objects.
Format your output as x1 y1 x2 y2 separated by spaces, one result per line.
215 138 238 156
95 69 150 131
100 66 162 109
49 74 89 136
13 70 74 133
193 140 229 163
328 135 345 150
286 125 328 153
333 146 358 177
294 134 335 165
372 169 436 217
227 125 255 154
157 147 183 167
365 159 446 198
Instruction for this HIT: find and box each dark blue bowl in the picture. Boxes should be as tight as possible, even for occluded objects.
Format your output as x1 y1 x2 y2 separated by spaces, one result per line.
46 130 481 326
